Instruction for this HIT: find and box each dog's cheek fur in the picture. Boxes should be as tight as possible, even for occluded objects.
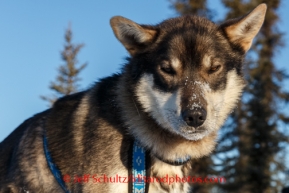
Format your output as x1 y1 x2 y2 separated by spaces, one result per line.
204 70 245 131
135 73 181 132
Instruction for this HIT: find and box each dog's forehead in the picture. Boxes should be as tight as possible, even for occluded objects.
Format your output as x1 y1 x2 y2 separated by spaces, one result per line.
167 34 216 57
157 15 216 31
156 16 220 66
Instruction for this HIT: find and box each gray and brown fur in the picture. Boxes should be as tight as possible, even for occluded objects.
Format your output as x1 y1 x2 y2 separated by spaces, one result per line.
0 4 266 193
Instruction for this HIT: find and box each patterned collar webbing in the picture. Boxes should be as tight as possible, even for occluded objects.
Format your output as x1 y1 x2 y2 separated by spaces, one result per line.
132 140 146 193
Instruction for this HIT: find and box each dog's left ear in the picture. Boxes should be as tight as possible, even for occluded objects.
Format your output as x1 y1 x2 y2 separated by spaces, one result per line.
110 16 157 56
220 3 267 53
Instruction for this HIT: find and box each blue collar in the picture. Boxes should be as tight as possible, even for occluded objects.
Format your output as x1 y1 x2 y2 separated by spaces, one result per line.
132 140 191 193
43 134 70 193
132 140 146 193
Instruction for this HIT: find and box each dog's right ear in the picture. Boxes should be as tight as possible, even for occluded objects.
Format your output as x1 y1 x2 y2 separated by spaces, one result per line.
110 16 157 56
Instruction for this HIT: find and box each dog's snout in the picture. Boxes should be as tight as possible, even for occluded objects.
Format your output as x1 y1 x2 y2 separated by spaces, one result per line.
182 108 207 127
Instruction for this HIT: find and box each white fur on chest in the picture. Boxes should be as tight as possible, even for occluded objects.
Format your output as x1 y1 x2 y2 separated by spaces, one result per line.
148 159 190 193
107 169 129 193
101 159 190 193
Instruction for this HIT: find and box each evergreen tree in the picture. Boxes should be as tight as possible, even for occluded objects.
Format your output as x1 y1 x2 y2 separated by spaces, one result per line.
217 0 289 192
41 26 87 105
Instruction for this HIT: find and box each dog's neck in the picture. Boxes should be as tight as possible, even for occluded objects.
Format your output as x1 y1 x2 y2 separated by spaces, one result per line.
116 72 217 164
153 153 191 166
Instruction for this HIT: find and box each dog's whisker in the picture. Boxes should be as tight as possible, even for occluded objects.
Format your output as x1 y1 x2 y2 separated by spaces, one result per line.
131 98 140 117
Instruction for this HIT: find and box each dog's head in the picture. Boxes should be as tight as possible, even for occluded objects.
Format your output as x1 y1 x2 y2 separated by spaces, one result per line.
111 4 266 141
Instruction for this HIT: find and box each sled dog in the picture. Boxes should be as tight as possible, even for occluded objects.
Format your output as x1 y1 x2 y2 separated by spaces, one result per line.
0 4 266 193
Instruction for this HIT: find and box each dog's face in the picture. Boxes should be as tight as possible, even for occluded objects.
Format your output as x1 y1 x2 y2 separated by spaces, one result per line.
111 4 266 141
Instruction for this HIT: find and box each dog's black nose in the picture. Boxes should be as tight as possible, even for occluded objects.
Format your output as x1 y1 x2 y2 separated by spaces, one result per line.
182 108 207 127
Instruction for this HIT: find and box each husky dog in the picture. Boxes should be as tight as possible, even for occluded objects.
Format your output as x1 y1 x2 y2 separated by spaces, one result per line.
0 4 266 193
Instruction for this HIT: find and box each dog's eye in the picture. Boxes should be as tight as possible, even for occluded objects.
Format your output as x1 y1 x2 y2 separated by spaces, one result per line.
160 62 175 75
161 66 174 74
208 65 221 73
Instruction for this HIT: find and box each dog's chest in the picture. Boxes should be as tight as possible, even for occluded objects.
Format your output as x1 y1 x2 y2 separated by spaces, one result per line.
80 158 190 193
148 159 190 193
94 159 191 193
